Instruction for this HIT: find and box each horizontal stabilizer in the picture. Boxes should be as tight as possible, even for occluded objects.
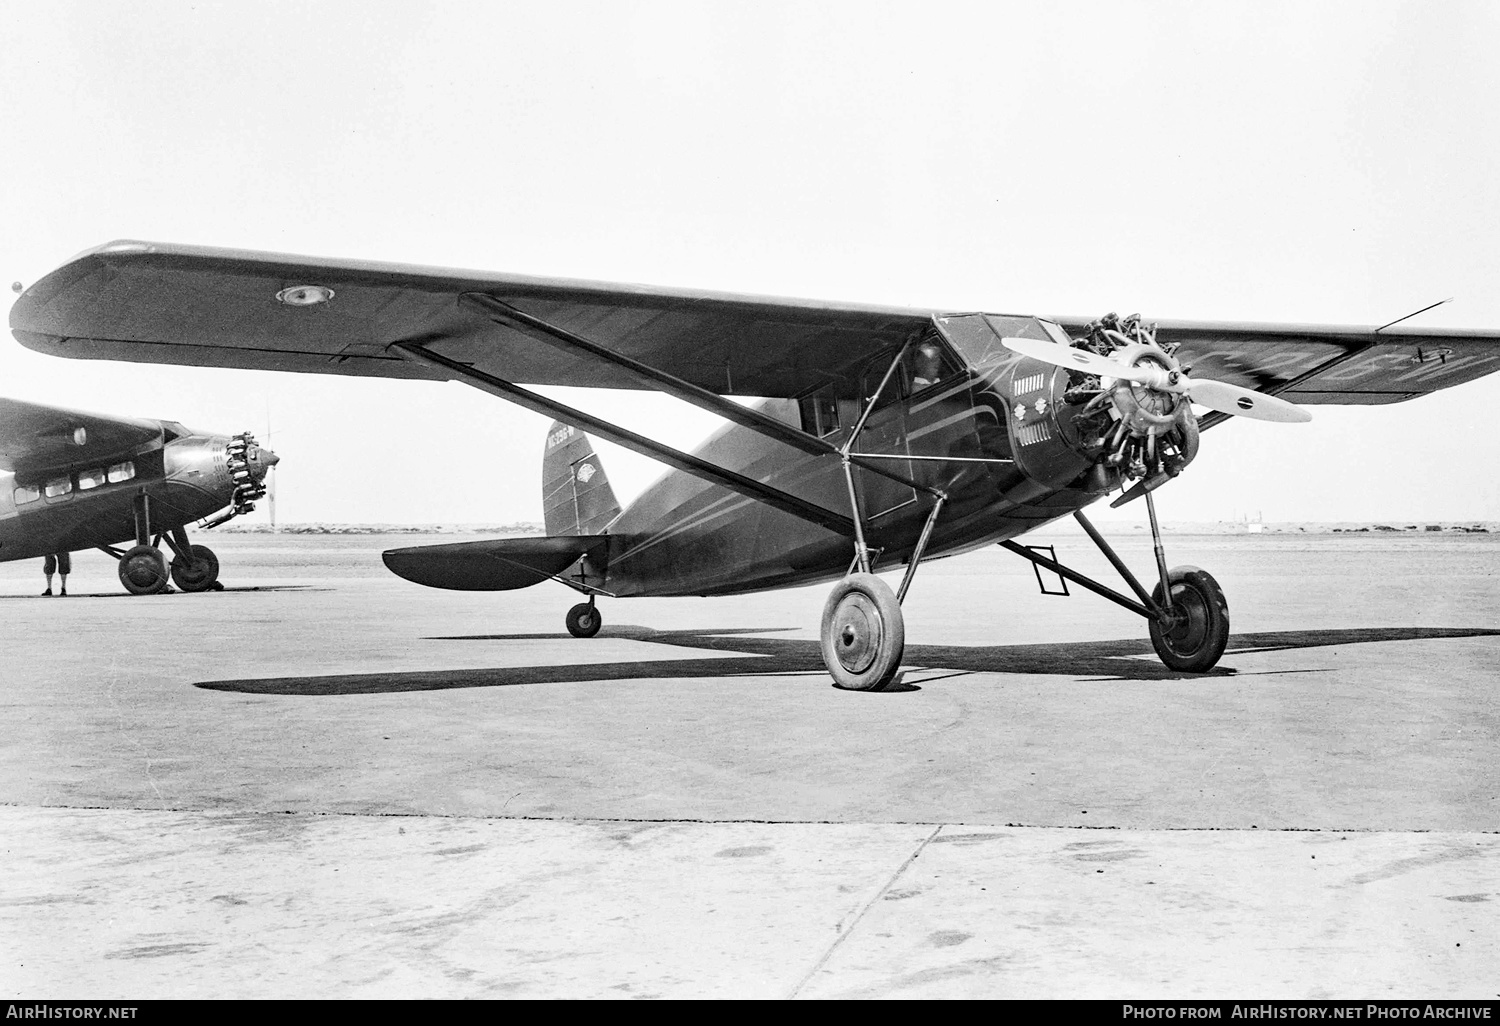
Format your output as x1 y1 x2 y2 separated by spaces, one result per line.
382 535 607 591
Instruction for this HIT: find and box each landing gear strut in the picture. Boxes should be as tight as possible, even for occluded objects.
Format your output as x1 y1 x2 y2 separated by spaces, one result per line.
1002 493 1231 673
100 495 221 596
818 341 949 692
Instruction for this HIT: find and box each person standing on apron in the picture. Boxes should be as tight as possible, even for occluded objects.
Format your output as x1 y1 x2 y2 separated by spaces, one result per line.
43 551 70 597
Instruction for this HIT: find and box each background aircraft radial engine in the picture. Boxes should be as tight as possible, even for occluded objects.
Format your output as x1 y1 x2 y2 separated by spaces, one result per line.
0 396 278 595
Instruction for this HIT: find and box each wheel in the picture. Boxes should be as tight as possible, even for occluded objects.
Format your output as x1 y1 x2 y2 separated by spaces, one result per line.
1148 565 1230 672
820 572 905 691
118 544 170 595
170 544 220 592
566 602 602 638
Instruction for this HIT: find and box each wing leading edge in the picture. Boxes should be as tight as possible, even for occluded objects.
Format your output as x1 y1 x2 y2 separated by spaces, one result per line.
12 240 1500 404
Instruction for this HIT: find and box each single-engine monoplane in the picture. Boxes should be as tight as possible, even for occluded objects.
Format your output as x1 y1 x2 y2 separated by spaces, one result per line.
11 241 1500 683
0 394 277 594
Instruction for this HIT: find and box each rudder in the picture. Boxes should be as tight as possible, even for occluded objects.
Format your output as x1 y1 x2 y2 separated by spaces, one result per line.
542 421 621 536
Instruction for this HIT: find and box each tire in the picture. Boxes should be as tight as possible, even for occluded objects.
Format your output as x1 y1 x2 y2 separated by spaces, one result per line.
118 544 170 596
170 544 220 592
821 572 905 691
1148 565 1230 672
566 602 602 638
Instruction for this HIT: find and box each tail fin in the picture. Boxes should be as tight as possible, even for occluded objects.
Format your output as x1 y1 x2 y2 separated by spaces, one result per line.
542 421 621 536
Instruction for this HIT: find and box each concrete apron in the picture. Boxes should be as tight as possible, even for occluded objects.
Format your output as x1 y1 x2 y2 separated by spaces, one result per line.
2 806 1495 999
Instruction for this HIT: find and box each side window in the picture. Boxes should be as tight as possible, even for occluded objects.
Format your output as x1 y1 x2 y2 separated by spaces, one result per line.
14 484 40 504
44 476 73 499
107 461 135 483
78 468 107 491
863 353 909 410
798 392 842 436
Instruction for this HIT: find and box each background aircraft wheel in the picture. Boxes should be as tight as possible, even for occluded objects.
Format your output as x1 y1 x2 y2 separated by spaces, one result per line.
170 544 220 592
821 572 905 691
566 602 602 638
1148 565 1230 672
118 544 170 595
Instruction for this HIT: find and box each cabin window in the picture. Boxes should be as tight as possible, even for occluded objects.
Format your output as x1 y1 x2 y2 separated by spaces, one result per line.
798 393 842 437
44 476 73 499
107 461 136 483
14 484 40 504
78 468 107 491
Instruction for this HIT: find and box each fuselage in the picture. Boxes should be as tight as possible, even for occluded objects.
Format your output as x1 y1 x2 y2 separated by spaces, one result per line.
0 429 273 561
599 315 1117 597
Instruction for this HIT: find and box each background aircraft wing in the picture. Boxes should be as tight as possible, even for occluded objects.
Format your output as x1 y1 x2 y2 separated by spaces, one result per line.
0 396 164 476
1053 317 1500 406
10 241 930 398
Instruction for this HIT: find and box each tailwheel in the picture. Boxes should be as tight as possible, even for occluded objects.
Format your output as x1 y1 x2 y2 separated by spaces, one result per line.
821 573 905 691
170 544 220 593
566 600 602 638
118 544 170 596
1148 566 1230 672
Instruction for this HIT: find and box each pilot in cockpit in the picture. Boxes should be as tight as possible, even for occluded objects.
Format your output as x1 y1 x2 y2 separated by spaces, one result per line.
911 341 945 391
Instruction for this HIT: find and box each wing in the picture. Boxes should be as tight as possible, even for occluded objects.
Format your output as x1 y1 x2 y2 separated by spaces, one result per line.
10 241 929 398
14 241 1500 405
0 396 163 476
1054 317 1500 406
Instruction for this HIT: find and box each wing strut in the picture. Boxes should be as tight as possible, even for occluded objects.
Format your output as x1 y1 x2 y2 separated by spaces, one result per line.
458 292 935 497
392 342 856 537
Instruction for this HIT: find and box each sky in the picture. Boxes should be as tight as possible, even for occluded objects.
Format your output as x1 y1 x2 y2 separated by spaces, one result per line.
2 0 1498 525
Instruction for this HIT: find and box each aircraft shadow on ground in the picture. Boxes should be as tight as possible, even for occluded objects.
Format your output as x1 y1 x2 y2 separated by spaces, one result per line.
194 624 1500 696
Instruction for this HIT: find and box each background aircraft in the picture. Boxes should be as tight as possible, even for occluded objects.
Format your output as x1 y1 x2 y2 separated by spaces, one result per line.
10 241 1500 685
0 395 278 595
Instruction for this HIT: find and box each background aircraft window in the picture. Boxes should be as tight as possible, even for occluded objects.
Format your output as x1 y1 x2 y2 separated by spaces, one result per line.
44 476 73 498
14 484 40 504
107 461 135 483
78 468 107 491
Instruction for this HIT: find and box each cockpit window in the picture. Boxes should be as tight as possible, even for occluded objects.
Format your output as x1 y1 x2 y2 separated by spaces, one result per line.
107 461 135 483
909 340 961 393
44 476 72 499
14 484 40 505
78 468 107 491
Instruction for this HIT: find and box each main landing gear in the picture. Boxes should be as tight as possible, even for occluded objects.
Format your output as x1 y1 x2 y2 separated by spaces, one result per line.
821 572 906 691
819 475 948 693
100 494 222 596
1002 492 1231 673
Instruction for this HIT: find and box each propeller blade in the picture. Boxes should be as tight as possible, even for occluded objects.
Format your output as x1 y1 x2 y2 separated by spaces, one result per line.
1184 378 1312 423
1000 337 1159 384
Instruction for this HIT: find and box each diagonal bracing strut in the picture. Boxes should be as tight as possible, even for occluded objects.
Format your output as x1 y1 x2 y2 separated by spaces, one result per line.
459 292 938 496
392 342 857 536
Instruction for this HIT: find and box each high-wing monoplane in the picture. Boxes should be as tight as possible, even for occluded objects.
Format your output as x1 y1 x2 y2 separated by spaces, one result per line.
0 394 277 594
11 241 1500 684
